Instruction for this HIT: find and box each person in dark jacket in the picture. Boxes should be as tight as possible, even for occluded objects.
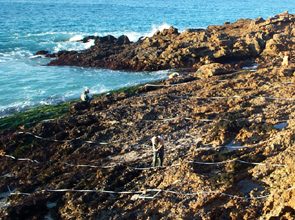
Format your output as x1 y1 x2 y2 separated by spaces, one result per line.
151 134 165 167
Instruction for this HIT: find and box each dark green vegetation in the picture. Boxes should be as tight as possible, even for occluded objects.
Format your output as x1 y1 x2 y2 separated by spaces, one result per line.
0 102 70 131
0 80 165 131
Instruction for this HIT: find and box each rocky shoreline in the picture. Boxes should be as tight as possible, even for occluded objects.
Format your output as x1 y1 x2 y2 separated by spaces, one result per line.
2 12 295 219
38 11 295 72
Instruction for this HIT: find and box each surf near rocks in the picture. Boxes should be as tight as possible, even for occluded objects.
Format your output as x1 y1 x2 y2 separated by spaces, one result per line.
4 12 295 219
37 11 295 72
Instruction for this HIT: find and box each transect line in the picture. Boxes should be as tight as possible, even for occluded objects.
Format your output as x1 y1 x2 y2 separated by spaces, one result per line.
5 185 294 200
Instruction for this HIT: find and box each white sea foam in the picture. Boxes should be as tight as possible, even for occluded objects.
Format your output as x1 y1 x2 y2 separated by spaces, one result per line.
84 39 95 48
53 38 95 52
69 35 84 42
25 32 95 52
0 53 11 62
0 50 34 62
5 0 287 119
124 31 143 42
148 23 171 36
124 23 172 42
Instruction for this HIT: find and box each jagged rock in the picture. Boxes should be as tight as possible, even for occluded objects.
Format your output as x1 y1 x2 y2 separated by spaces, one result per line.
41 12 295 71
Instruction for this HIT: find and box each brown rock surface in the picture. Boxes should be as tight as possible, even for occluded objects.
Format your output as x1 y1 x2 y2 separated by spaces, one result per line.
195 63 231 78
43 12 295 72
2 64 295 219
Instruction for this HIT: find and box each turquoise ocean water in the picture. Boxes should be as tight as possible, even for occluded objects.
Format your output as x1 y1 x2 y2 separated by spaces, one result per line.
0 0 294 118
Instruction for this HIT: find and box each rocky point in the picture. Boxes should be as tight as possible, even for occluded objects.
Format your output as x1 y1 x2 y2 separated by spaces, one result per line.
2 11 295 219
39 11 295 72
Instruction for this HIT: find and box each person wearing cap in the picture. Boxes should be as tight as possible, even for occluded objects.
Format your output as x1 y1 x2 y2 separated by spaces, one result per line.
81 88 92 102
151 134 165 167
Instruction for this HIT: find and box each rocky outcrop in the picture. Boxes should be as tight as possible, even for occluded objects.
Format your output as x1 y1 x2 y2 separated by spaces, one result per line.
42 12 295 72
4 12 295 220
2 66 295 219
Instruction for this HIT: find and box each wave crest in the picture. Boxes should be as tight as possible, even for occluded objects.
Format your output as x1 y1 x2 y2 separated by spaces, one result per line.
124 23 171 42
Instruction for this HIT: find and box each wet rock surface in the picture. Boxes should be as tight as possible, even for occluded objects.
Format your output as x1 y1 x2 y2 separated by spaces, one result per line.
3 12 295 220
44 11 295 72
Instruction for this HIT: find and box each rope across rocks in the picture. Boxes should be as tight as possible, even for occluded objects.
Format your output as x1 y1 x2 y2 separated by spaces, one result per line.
2 131 293 169
5 184 295 200
3 84 295 202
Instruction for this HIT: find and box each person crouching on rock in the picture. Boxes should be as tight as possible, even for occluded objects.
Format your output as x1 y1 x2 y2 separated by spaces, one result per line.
81 88 92 102
151 134 165 167
168 72 179 79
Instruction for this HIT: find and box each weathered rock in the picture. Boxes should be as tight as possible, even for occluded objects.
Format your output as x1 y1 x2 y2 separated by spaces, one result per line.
2 68 295 219
195 63 230 78
37 12 295 71
278 68 294 76
4 12 295 220
39 12 295 71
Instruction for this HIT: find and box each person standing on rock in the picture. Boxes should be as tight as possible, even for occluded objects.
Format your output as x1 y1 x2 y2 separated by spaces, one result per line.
151 134 165 167
81 88 92 102
281 51 290 66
